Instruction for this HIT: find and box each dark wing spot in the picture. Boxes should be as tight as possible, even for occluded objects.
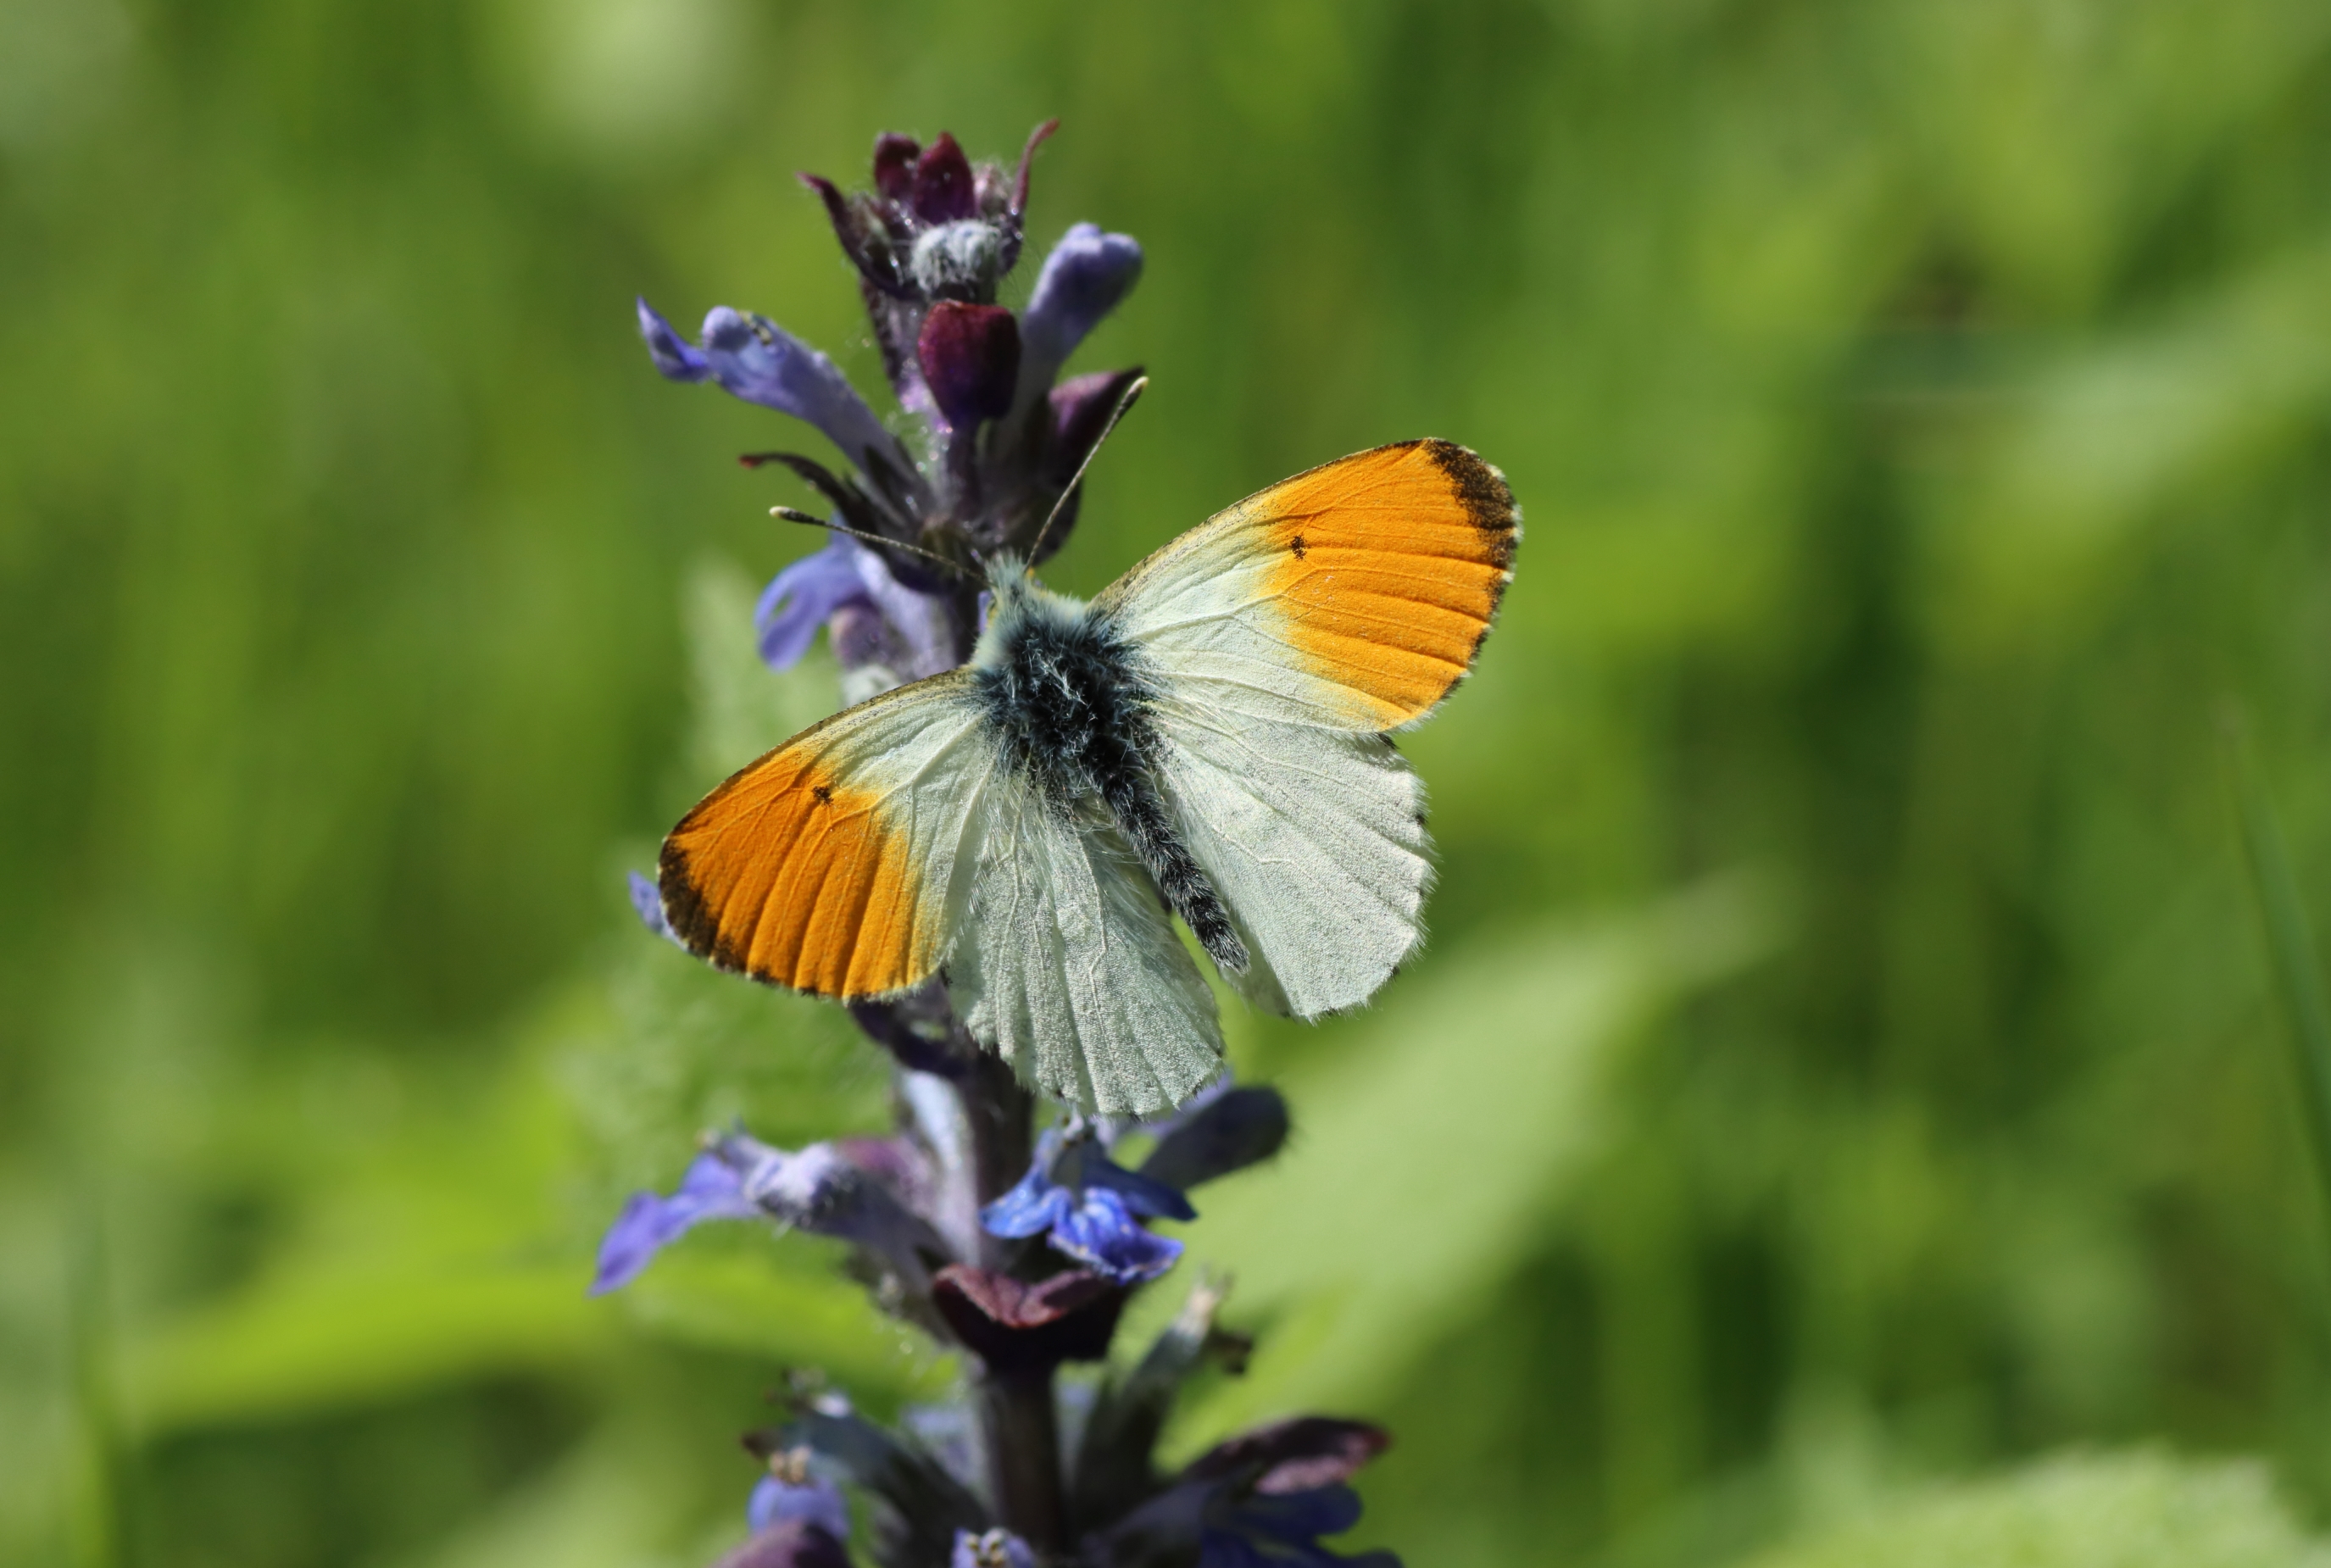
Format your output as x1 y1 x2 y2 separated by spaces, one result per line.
812 784 835 804
1290 534 1308 559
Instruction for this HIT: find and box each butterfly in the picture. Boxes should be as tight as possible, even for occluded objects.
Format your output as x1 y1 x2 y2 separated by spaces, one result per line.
655 439 1518 1117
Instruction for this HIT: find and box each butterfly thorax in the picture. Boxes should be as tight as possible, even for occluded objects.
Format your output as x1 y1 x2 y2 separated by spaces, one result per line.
969 557 1249 974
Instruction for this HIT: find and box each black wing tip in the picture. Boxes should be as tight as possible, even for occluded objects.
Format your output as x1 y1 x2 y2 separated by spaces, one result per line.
1417 439 1520 571
1410 441 1520 661
657 839 750 975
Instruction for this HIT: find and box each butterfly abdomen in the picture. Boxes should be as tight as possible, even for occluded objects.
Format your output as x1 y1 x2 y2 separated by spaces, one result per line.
972 595 1249 975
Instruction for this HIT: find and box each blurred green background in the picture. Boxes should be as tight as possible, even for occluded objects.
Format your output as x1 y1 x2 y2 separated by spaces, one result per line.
11 0 2331 1564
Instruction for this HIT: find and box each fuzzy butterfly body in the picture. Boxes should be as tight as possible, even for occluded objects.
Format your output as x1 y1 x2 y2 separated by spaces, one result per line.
659 439 1519 1115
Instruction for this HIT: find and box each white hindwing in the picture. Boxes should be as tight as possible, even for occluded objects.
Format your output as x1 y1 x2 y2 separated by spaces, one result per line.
1146 693 1431 1018
947 774 1225 1117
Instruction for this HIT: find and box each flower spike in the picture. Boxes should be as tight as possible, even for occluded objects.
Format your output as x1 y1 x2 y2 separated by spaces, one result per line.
620 115 1414 1567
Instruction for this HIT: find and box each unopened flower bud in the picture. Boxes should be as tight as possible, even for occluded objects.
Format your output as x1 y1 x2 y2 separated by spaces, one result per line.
1139 1085 1291 1191
910 132 977 224
918 303 1022 430
871 132 919 200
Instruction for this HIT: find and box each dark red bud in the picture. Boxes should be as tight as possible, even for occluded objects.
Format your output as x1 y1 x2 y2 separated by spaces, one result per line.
871 132 920 201
917 303 1021 429
911 132 976 224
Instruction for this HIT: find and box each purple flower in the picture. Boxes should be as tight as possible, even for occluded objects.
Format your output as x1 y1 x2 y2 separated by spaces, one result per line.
626 870 687 948
637 296 709 381
1105 1421 1398 1568
592 1150 761 1294
843 539 956 677
1017 223 1145 392
761 1404 986 1566
640 124 1146 603
801 123 1054 306
1054 1188 1182 1285
748 1448 851 1541
982 1126 1194 1284
1138 1084 1292 1192
698 307 915 483
748 533 956 681
635 298 915 487
592 1134 947 1296
1202 1486 1399 1568
754 534 878 670
951 1527 1036 1568
711 1520 852 1568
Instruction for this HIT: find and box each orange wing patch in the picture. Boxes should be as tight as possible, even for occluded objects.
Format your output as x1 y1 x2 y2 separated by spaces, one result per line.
1252 440 1517 727
659 747 937 999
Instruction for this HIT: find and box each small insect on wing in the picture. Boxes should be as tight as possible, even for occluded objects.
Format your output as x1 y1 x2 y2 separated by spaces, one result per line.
948 771 1225 1118
1146 706 1430 1019
658 670 1001 998
1099 439 1518 734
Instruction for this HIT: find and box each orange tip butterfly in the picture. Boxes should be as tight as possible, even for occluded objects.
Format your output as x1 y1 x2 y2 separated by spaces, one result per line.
656 439 1519 1116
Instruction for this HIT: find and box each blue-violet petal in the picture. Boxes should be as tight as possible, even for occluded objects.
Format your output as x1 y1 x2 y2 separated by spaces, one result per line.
754 535 874 670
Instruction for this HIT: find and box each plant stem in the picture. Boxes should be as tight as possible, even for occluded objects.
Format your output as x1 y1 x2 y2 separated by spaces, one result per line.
981 1368 1065 1551
954 1054 1065 1549
961 1054 1035 1243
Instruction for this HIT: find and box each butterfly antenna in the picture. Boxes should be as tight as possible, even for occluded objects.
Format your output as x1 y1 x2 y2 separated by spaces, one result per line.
1026 374 1148 564
770 507 973 580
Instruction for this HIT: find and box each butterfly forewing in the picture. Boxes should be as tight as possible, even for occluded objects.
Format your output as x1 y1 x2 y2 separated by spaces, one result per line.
658 671 999 998
1099 439 1518 733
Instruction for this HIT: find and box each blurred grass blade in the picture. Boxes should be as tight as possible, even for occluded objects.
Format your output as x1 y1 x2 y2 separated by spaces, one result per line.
66 1188 130 1568
2233 741 2331 1221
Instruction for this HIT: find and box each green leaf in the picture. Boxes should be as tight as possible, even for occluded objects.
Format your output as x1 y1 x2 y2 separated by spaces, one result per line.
1739 1450 2331 1568
1168 874 1785 1449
